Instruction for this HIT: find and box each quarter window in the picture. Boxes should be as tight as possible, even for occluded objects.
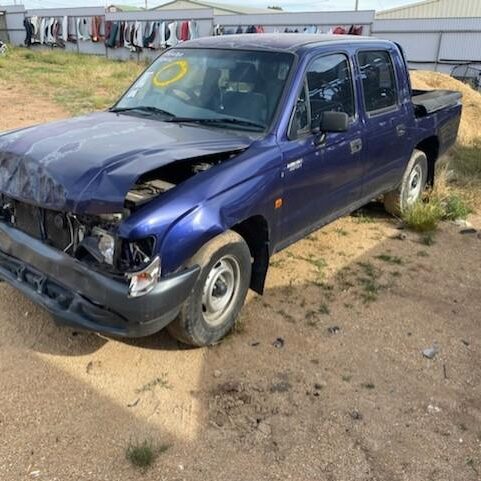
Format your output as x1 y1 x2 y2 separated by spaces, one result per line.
358 50 397 113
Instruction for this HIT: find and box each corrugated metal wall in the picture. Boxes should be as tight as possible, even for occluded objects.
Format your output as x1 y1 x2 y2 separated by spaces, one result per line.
373 17 481 74
377 0 481 19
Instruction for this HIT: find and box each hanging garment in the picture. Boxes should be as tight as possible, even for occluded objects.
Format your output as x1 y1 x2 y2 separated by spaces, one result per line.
348 25 363 35
304 25 317 34
61 16 68 42
77 17 90 41
333 26 347 35
24 18 33 47
91 16 102 42
30 16 41 43
255 25 265 33
39 18 46 44
235 25 243 34
67 16 77 42
143 21 156 47
188 20 199 39
133 21 143 48
123 22 132 49
106 22 119 48
114 21 122 48
129 22 137 51
149 22 161 49
104 21 112 45
246 25 256 34
166 21 178 47
46 18 55 44
213 24 224 36
52 19 61 43
179 21 189 41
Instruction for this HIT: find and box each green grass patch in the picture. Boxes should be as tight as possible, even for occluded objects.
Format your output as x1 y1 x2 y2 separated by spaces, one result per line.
126 440 169 469
450 143 481 182
376 253 404 265
403 198 444 232
442 194 473 220
136 374 171 394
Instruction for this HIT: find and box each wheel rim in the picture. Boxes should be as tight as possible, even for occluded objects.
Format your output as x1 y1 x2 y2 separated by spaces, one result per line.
406 164 424 206
201 255 241 327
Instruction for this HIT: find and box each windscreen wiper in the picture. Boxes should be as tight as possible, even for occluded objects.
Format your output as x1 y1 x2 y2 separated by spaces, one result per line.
165 117 266 131
109 106 176 118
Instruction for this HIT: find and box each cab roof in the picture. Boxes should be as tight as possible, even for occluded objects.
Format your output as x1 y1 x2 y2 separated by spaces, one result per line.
180 33 393 53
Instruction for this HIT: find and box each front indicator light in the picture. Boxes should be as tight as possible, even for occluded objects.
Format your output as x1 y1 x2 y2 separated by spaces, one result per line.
127 256 161 298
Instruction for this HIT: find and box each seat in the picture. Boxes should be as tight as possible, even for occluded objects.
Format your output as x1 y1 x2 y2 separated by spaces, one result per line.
222 62 267 125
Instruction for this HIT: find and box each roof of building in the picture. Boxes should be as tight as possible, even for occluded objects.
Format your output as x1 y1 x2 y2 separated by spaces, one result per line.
376 0 481 19
179 33 389 53
152 0 279 15
107 4 144 12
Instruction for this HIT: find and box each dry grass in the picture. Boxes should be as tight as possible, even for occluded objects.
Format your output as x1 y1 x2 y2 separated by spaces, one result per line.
0 47 144 115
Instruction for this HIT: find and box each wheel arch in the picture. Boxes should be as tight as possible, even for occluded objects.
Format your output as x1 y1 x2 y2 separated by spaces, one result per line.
231 215 270 295
415 136 439 186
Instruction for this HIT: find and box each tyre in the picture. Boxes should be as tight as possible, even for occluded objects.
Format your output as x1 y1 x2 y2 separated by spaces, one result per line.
384 149 428 216
167 230 252 347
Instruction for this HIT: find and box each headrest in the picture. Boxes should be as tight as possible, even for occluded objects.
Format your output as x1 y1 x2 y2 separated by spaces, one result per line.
231 62 257 83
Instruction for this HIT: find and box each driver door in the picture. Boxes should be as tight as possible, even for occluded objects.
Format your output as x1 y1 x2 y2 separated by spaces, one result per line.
278 53 364 246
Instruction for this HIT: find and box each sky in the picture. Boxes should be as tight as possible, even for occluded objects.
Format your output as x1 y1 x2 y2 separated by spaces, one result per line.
14 0 423 12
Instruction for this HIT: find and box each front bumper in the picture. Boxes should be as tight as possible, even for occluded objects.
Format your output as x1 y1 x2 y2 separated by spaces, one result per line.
0 222 200 337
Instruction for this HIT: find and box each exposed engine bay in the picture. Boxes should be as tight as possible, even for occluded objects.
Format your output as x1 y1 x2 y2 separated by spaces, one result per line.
124 154 228 212
0 151 241 275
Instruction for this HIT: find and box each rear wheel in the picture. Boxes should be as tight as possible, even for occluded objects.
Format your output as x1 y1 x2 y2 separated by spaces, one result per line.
167 230 252 347
384 149 428 216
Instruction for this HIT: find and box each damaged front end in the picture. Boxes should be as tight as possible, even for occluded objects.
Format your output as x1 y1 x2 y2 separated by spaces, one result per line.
0 195 161 297
0 113 253 335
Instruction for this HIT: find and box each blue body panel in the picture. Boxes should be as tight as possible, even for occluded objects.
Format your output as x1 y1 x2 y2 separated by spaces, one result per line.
0 35 462 277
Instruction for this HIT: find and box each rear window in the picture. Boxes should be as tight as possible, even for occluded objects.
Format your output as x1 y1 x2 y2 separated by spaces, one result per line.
358 50 398 113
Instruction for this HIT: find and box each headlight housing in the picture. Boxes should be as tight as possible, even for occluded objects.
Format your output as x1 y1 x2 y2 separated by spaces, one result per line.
126 256 161 298
92 227 115 265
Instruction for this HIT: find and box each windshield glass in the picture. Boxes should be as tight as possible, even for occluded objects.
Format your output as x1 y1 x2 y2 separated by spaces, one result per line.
115 48 294 131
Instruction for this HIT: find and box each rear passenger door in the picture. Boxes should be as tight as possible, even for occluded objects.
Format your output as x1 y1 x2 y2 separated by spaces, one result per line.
279 52 364 245
357 49 411 197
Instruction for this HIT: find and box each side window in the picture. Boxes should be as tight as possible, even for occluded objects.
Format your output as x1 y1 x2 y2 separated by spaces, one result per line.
307 53 355 122
358 50 398 113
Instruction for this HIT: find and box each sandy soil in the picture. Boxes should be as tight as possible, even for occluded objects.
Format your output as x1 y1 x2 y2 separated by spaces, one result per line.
0 81 480 481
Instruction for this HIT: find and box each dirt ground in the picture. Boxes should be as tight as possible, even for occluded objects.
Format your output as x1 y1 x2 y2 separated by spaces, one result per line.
0 81 480 481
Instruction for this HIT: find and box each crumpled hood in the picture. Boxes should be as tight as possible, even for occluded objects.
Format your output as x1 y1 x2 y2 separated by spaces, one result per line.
0 112 253 214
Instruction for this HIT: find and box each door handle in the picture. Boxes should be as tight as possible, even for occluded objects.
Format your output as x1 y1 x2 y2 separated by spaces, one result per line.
396 124 407 137
350 138 363 155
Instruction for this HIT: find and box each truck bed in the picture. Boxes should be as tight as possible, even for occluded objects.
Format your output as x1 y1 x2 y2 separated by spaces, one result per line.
412 89 462 117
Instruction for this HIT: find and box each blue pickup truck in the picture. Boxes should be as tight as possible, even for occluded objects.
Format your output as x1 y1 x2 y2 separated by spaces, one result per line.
0 34 461 346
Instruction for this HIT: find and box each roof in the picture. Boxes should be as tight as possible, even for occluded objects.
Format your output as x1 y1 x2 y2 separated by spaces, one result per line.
376 0 481 18
106 4 144 12
152 0 278 15
180 33 388 53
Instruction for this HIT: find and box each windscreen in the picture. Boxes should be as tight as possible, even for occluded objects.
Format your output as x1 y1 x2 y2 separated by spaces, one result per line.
115 48 294 131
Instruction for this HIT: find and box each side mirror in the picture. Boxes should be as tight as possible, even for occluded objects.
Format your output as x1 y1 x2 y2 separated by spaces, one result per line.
317 111 349 133
312 111 349 146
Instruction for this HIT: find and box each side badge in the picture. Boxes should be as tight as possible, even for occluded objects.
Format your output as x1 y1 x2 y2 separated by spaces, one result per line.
286 158 303 172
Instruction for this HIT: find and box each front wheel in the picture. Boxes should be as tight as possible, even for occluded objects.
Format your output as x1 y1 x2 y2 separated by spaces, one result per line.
384 149 428 216
167 230 252 347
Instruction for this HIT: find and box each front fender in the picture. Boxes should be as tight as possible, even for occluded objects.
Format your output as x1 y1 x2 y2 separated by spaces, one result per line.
160 167 281 274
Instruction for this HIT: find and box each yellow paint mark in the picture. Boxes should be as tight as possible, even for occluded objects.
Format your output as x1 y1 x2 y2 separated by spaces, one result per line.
152 59 189 88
